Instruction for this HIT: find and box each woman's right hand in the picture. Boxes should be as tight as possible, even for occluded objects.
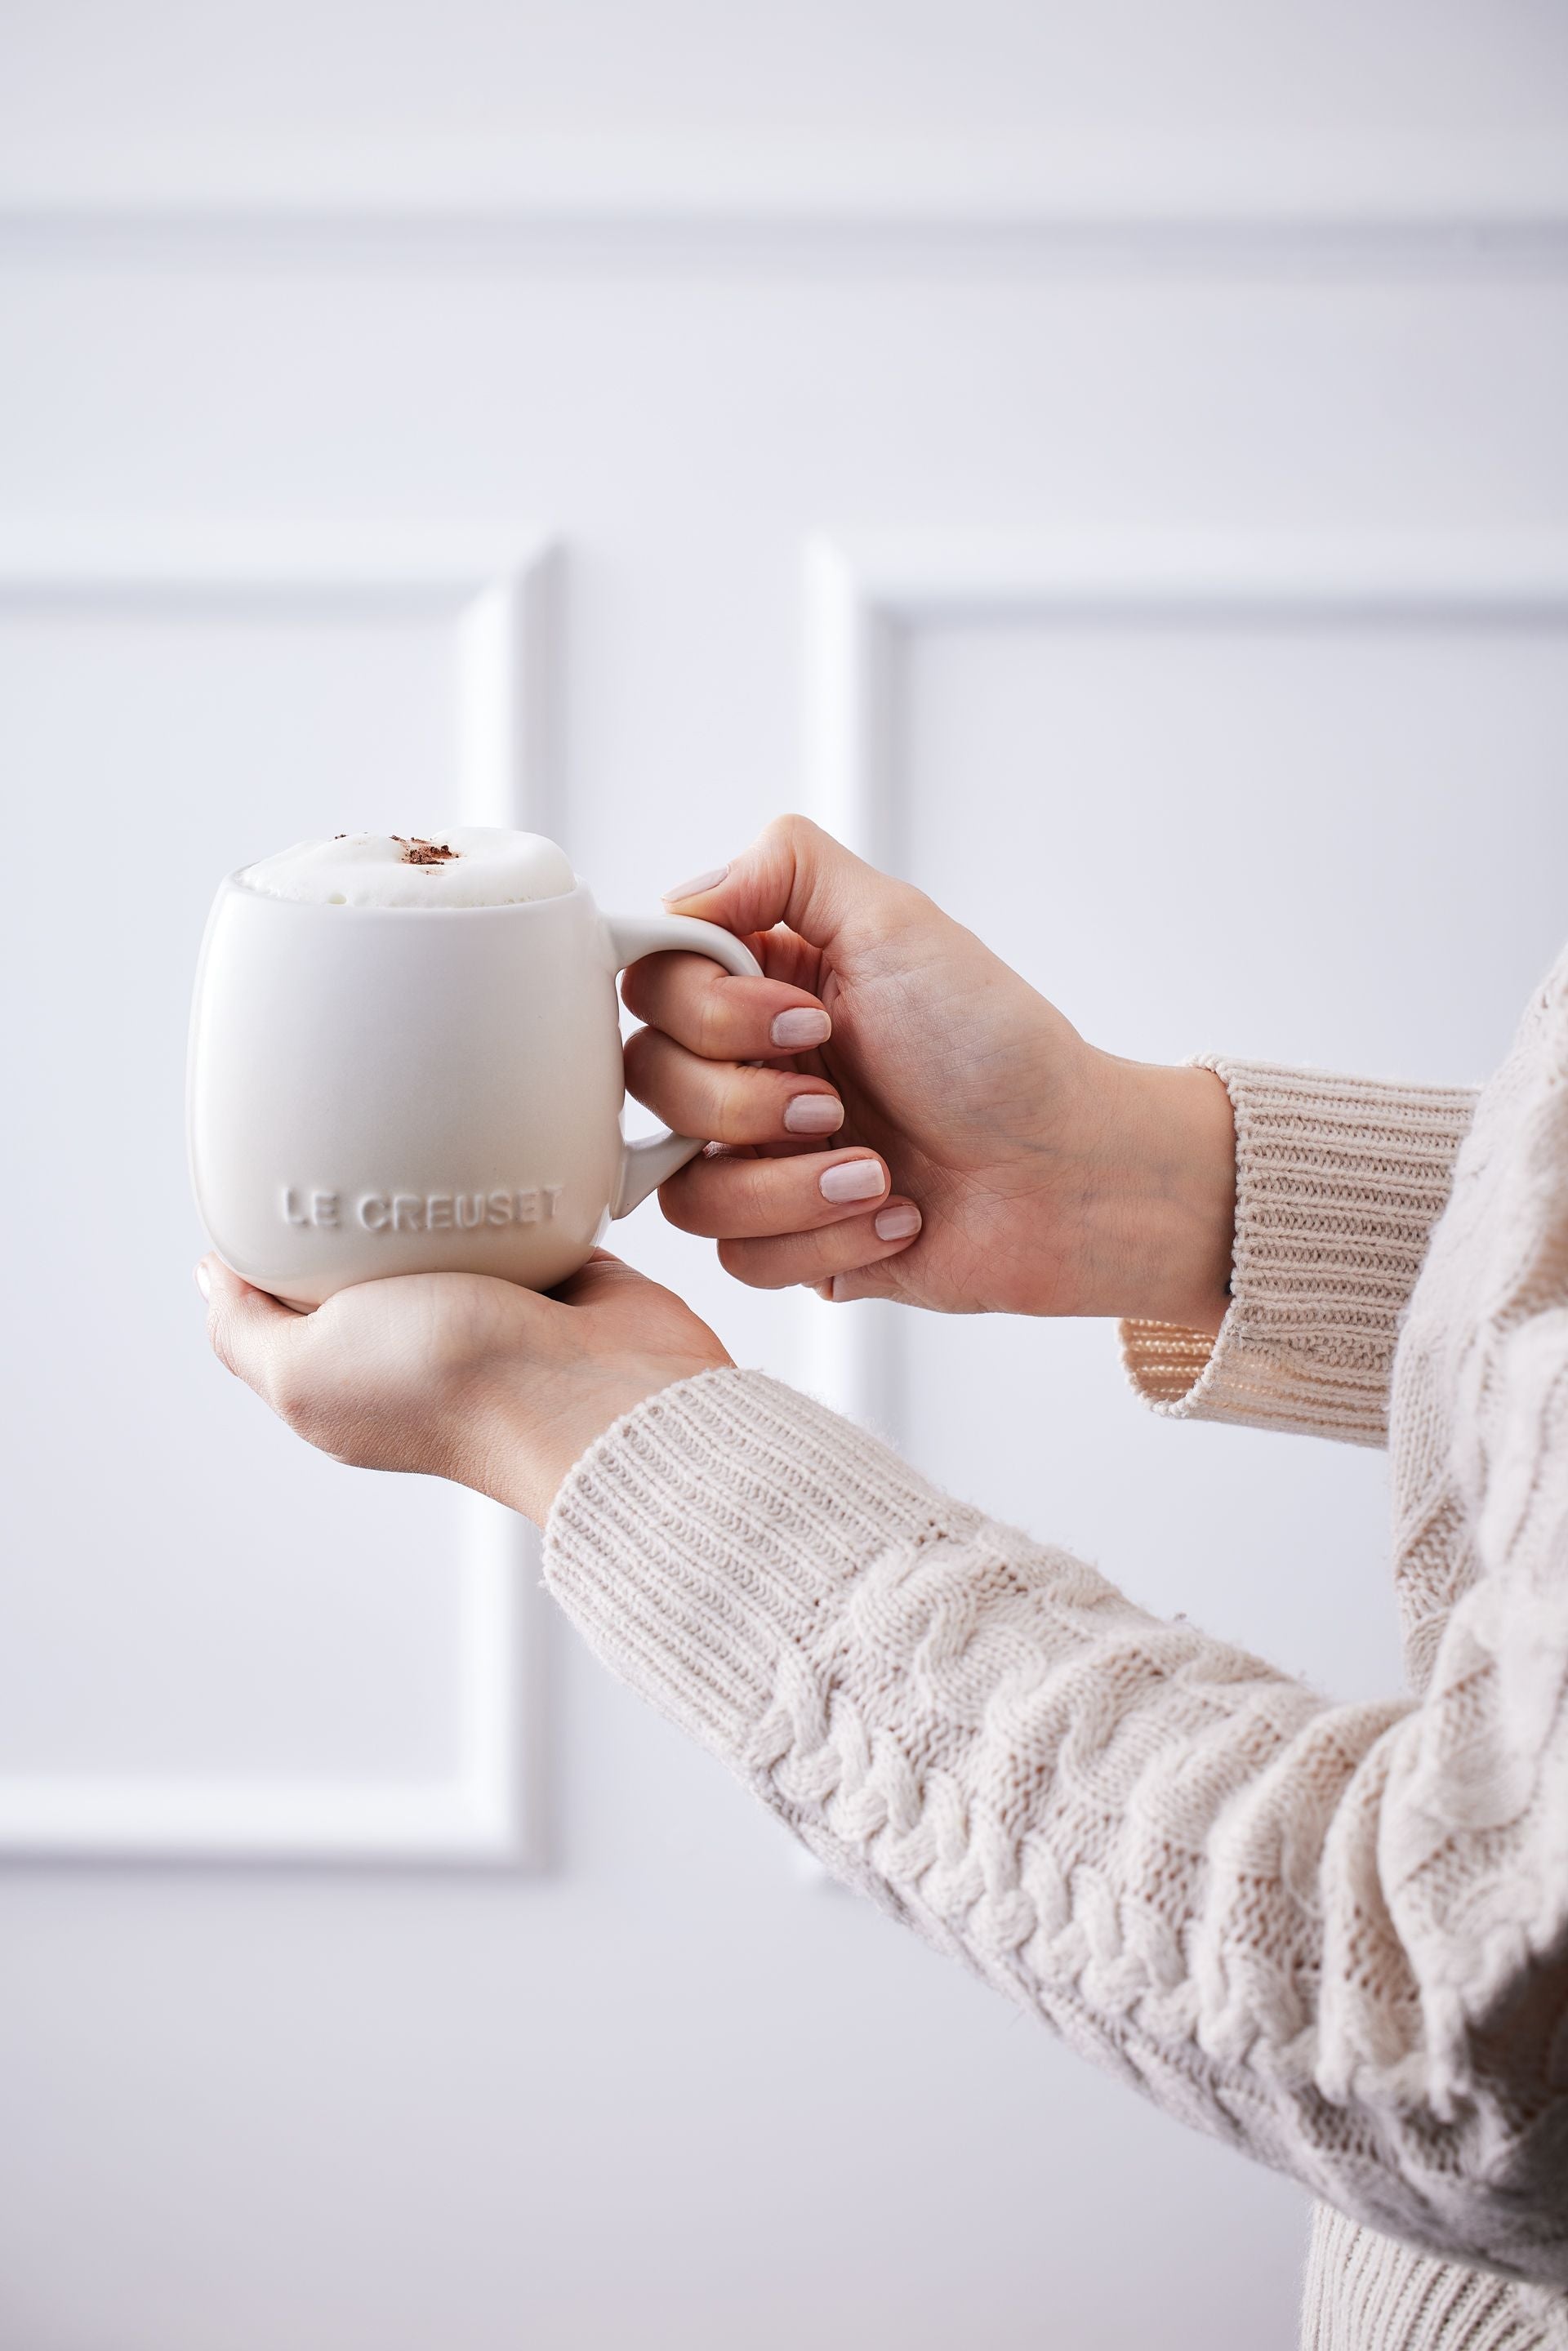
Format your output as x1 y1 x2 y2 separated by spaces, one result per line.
623 815 1236 1329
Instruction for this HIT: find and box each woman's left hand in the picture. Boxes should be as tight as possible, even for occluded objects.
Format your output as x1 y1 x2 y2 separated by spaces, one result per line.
196 1250 731 1525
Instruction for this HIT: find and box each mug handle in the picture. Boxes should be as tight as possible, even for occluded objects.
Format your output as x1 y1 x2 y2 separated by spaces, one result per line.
603 911 763 1218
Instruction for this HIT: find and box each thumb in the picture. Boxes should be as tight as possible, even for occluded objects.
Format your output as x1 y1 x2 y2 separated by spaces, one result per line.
663 813 919 960
197 1253 301 1395
550 1248 657 1307
552 1250 644 1307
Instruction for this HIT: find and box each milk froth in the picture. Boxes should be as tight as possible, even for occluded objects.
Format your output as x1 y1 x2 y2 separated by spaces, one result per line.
238 828 576 910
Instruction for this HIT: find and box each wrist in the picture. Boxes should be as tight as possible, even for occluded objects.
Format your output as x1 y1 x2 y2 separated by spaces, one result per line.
1040 1053 1233 1330
471 1350 733 1526
1106 1058 1236 1333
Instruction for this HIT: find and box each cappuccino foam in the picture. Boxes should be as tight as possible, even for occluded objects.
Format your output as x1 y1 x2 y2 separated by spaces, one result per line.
238 828 577 910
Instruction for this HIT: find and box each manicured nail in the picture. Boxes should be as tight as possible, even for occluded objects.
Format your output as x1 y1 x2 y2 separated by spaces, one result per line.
875 1203 922 1241
770 1006 831 1051
819 1157 886 1203
784 1093 845 1138
663 862 729 904
194 1260 212 1300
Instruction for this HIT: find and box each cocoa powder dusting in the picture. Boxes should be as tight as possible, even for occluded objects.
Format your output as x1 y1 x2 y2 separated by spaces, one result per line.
391 835 460 867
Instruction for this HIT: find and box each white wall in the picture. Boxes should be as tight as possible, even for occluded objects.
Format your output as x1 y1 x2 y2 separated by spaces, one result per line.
2 8 1567 2346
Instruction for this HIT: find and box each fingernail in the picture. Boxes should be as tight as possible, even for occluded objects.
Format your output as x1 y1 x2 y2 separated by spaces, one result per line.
663 862 729 904
770 1006 831 1050
194 1260 212 1300
784 1093 845 1138
819 1156 886 1203
875 1203 922 1241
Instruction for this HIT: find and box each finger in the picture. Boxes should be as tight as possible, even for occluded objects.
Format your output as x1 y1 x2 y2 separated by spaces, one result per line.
716 1200 922 1291
621 950 831 1062
662 813 925 960
196 1254 299 1397
623 1024 844 1147
822 1255 925 1305
661 1146 890 1240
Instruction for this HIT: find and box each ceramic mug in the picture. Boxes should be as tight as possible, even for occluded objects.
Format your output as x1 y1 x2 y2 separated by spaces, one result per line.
188 852 760 1307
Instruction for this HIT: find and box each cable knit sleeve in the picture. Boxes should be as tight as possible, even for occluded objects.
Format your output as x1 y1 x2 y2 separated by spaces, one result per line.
1120 1059 1477 1447
545 1348 1568 2290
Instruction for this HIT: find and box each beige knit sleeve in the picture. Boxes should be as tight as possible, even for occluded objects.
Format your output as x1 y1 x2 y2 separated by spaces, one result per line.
545 1355 1568 2291
1120 1059 1477 1446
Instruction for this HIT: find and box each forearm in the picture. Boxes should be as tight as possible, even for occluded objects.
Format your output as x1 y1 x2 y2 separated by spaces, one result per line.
545 1366 1568 2285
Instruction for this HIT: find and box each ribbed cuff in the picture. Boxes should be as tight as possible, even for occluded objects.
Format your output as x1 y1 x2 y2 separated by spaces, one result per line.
544 1367 976 1765
1121 1058 1478 1447
1299 2204 1560 2350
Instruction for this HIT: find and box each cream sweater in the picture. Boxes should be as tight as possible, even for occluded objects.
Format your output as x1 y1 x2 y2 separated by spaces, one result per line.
545 951 1568 2350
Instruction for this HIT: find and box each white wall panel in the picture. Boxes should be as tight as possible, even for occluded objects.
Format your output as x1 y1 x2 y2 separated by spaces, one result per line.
0 531 550 1858
889 588 1568 1690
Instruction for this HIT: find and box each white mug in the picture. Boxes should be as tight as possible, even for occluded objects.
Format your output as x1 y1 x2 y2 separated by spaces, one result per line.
188 853 760 1307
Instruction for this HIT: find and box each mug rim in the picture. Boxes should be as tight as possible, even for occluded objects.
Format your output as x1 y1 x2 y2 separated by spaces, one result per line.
219 868 590 916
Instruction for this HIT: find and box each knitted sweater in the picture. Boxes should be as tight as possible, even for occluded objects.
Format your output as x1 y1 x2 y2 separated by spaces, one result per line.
544 949 1568 2350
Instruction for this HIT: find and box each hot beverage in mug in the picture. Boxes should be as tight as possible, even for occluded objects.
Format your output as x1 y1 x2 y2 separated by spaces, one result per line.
188 828 760 1307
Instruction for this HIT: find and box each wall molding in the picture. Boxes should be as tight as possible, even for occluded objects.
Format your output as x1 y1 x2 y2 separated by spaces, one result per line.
800 528 1568 1432
0 520 555 1863
2 133 1566 254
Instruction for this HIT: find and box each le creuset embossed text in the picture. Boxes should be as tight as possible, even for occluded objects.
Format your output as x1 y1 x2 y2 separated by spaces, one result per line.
187 827 760 1307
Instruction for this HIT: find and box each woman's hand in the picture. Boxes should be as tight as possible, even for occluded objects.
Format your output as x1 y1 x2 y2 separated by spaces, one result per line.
626 816 1236 1329
197 1249 730 1525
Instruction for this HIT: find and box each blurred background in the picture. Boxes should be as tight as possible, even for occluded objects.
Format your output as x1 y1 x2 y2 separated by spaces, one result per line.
2 6 1568 2346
